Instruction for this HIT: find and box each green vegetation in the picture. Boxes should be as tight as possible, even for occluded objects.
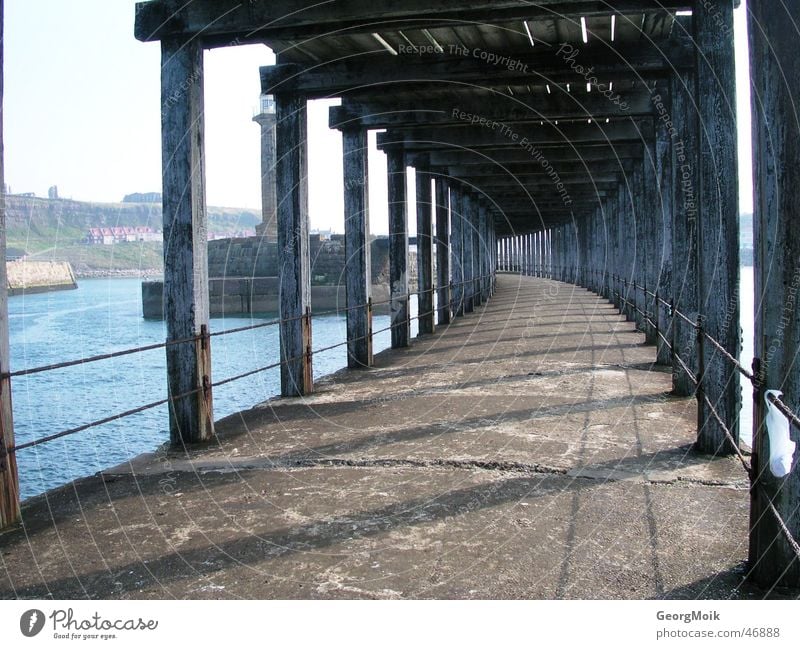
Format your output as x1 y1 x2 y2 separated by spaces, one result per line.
6 195 260 276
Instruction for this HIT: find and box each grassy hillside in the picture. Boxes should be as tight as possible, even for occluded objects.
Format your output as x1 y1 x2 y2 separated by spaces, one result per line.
6 195 260 275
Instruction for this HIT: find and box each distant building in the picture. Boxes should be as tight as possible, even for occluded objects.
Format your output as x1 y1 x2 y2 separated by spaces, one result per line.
122 192 162 204
85 227 162 245
48 186 59 200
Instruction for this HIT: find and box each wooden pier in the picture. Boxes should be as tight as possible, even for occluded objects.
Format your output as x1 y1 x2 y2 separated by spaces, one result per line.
0 276 766 599
1 0 799 594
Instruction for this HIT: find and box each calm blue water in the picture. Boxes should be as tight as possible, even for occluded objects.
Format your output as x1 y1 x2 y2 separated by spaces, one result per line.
8 278 398 500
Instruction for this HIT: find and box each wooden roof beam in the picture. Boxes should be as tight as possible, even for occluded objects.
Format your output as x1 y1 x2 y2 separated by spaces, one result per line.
136 1 697 43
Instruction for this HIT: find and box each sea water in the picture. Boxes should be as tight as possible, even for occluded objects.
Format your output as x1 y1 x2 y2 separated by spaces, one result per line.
8 278 400 500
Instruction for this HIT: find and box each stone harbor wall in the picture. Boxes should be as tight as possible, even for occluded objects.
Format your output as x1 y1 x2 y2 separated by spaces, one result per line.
143 235 412 319
6 260 78 296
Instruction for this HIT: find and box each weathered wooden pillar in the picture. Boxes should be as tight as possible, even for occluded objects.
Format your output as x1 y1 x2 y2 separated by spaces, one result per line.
415 163 435 334
0 0 20 529
341 126 372 367
671 71 700 397
748 0 800 588
654 108 674 366
387 148 410 347
643 141 659 346
434 178 451 326
462 193 475 314
695 0 740 455
161 36 214 442
471 196 482 308
622 178 636 321
482 202 491 300
275 92 313 396
450 188 464 316
632 165 646 329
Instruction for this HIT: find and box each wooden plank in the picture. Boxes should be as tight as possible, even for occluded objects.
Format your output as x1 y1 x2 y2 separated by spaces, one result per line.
0 0 20 530
387 148 410 348
415 164 435 335
160 36 214 444
670 71 699 396
748 0 800 589
276 93 313 395
694 0 740 455
434 178 451 325
342 127 372 367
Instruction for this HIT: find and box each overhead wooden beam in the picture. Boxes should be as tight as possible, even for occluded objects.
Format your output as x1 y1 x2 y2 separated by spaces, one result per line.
263 38 692 98
428 145 643 166
136 1 695 43
376 120 653 151
330 92 657 131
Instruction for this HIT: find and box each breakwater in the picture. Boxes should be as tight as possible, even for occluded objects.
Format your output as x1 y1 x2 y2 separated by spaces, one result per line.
6 260 77 296
142 235 410 318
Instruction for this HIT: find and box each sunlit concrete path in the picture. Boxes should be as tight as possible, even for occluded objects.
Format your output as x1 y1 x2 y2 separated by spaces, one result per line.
1 275 769 599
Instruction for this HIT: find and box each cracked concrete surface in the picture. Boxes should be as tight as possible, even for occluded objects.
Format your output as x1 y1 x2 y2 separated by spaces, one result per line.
1 276 794 600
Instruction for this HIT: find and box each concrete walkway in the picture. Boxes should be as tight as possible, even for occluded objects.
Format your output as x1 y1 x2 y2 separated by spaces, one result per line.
0 276 781 599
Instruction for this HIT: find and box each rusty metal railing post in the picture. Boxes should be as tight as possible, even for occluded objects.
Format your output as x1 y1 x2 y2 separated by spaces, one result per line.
696 314 706 444
0 368 20 529
302 306 314 394
367 297 374 365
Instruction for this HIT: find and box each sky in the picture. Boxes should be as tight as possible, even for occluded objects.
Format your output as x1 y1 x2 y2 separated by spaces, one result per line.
4 0 754 237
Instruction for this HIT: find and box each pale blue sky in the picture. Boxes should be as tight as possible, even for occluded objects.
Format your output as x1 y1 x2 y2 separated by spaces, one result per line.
4 0 754 237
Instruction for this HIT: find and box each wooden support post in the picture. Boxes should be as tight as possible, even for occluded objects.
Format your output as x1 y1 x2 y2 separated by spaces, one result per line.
462 193 475 314
0 0 20 529
387 148 410 347
748 0 800 589
415 163 434 334
434 178 451 326
671 71 700 397
161 36 214 443
276 92 313 396
695 0 740 455
643 141 659 346
479 201 490 302
341 126 372 367
471 197 482 307
654 103 674 366
450 188 465 317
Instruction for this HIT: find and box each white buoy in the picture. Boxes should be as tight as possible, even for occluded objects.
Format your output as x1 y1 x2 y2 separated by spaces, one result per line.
765 390 796 478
